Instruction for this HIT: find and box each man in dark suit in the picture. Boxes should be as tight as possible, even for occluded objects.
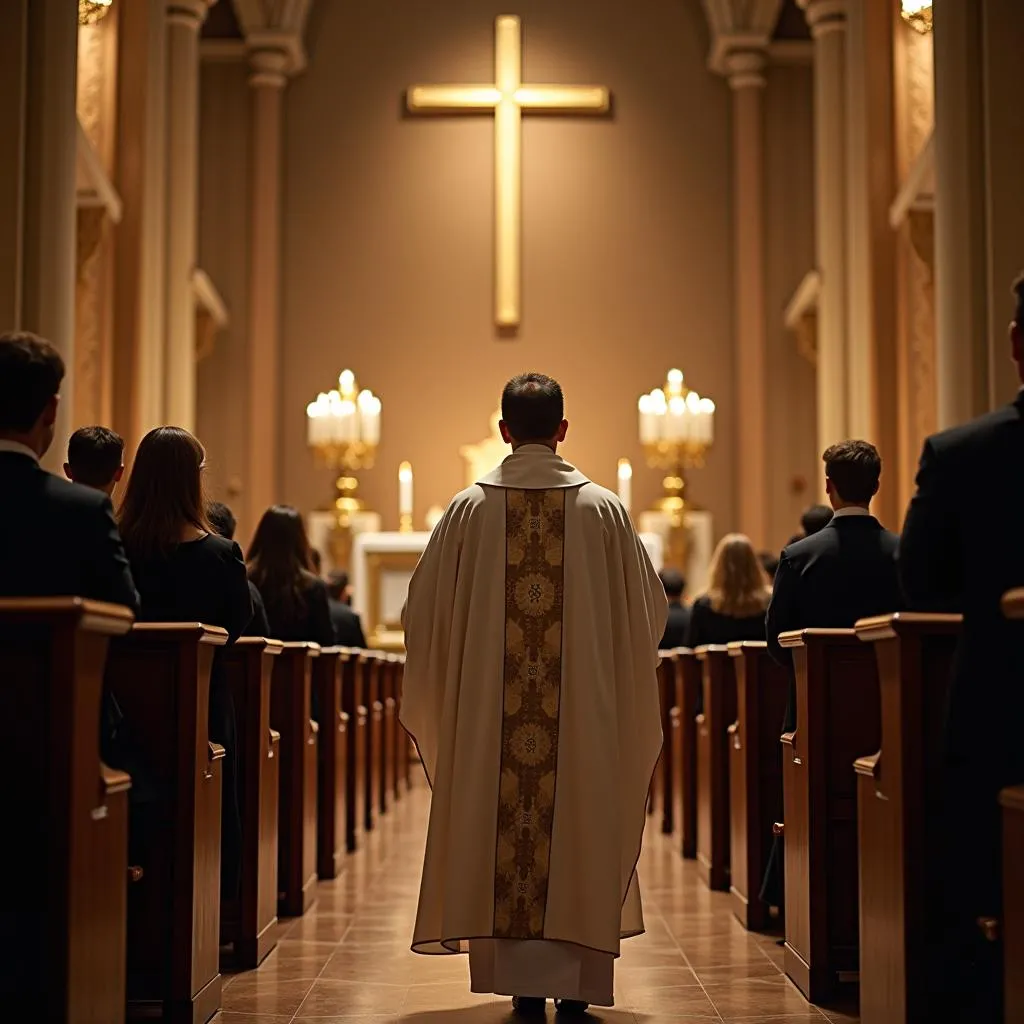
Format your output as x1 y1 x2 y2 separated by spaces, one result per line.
327 571 367 648
766 440 902 679
898 276 1024 1021
0 332 138 612
658 569 690 648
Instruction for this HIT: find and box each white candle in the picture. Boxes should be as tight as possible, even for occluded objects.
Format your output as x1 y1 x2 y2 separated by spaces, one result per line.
617 458 632 512
399 461 413 518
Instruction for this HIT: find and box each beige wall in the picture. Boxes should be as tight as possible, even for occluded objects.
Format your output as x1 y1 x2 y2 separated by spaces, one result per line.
197 1 817 550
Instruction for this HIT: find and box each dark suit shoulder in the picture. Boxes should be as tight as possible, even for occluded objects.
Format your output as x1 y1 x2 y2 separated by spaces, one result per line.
926 400 1022 456
201 533 244 563
300 570 328 595
39 470 112 512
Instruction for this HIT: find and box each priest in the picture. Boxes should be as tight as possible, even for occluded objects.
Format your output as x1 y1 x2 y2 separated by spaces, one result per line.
400 372 667 1015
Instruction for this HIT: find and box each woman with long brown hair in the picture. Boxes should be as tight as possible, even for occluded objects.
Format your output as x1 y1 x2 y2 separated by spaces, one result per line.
685 532 770 649
119 425 252 895
246 505 333 646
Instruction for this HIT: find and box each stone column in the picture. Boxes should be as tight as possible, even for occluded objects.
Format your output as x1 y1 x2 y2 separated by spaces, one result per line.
726 50 768 549
163 0 210 430
843 0 898 521
800 0 849 454
245 47 288 534
113 0 168 452
0 0 28 331
21 0 79 470
932 0 989 427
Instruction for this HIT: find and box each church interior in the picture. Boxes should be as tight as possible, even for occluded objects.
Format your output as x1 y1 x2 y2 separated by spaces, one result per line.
3 0 1024 1020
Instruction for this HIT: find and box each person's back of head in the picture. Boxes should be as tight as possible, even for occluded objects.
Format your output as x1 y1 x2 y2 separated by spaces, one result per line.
822 440 882 509
327 569 351 603
499 372 568 449
64 425 124 495
759 551 780 582
206 500 237 541
659 568 686 601
118 426 211 560
0 331 65 458
706 532 770 617
800 503 833 537
247 505 315 620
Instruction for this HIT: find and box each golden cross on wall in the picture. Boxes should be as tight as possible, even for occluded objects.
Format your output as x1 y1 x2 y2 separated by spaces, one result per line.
406 15 611 330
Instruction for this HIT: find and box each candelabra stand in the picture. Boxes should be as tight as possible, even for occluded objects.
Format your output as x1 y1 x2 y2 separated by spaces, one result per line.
642 439 711 571
310 439 377 571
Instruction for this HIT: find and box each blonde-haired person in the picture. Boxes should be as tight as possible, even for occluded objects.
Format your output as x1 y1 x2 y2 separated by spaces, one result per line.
685 533 770 650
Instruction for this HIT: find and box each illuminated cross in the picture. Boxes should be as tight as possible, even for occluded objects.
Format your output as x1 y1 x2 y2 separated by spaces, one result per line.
406 15 611 330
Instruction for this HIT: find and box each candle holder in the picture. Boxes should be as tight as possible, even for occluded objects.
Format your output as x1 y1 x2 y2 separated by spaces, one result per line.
399 513 414 534
638 369 715 569
307 370 382 569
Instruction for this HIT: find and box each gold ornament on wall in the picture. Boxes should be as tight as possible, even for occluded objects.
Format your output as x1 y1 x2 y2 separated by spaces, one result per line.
78 0 113 26
900 1 932 35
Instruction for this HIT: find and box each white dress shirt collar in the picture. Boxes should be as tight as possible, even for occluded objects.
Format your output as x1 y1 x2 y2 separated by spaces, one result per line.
831 505 871 519
0 439 40 463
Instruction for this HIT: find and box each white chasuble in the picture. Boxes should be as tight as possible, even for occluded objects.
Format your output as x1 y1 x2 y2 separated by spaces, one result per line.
400 445 667 1005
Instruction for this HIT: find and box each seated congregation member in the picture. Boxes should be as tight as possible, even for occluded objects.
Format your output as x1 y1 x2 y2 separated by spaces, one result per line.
0 332 138 612
759 551 780 583
658 568 690 649
246 505 334 647
64 425 124 496
327 570 367 648
119 426 252 896
766 441 901 698
207 500 271 637
898 276 1024 1023
784 502 833 548
685 533 769 650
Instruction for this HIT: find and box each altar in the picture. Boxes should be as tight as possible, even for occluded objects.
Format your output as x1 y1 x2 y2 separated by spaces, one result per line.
351 527 670 650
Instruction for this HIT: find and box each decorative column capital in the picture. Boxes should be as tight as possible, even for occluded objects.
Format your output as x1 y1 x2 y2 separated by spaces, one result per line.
798 0 847 38
724 49 767 90
248 45 290 89
166 0 214 32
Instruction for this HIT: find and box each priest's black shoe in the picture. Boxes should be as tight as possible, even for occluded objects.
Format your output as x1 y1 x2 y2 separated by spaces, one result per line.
555 999 590 1014
512 996 546 1016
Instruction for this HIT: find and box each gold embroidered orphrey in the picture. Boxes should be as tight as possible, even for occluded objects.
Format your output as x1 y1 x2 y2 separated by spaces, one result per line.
405 15 611 330
494 488 566 938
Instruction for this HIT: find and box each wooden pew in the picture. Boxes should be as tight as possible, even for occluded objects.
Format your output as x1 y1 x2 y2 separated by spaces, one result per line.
379 651 397 812
853 613 961 1023
728 640 790 931
695 645 736 891
105 622 227 1024
777 628 880 1004
340 649 367 850
1001 785 1024 1024
271 643 319 917
656 650 677 834
677 647 701 860
312 646 348 880
220 637 282 969
0 598 133 1023
359 649 383 831
387 652 404 802
393 652 413 790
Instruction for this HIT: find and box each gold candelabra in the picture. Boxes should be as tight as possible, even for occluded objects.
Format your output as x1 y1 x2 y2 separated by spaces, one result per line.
307 370 381 568
638 369 715 568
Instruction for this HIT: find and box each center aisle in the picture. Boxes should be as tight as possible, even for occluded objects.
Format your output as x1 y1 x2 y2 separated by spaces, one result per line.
218 785 858 1022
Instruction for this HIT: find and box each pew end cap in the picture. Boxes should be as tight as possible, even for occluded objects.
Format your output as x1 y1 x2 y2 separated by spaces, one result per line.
0 596 135 635
854 611 963 643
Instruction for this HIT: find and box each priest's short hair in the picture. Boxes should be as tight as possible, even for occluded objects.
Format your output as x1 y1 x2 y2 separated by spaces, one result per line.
501 372 563 442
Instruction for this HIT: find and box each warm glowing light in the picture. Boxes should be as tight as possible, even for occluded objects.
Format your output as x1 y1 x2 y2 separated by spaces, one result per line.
900 0 932 33
636 370 715 448
617 458 633 512
79 0 113 26
306 370 381 448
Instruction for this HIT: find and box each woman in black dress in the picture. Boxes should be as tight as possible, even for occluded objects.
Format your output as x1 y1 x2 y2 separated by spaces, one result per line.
246 505 334 647
119 426 253 896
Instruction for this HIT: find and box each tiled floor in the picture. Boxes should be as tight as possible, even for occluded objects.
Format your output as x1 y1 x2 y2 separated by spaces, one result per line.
216 785 859 1023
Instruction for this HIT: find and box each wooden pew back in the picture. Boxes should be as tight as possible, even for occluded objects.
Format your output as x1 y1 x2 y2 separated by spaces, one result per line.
676 648 701 860
271 642 319 917
695 645 736 891
105 621 228 1023
359 650 383 831
0 598 133 1023
313 646 348 880
340 648 367 850
221 637 282 968
854 612 961 1021
656 650 677 834
778 627 880 1003
728 640 789 931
